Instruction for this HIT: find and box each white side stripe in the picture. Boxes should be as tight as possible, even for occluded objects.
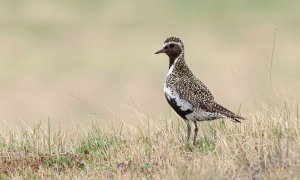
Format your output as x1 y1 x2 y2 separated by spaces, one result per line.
164 84 193 111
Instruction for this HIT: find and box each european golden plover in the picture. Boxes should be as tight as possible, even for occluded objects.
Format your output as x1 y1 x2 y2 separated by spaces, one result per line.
155 37 245 145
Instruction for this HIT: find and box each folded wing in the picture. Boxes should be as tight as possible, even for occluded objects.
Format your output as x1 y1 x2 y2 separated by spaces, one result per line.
175 77 245 122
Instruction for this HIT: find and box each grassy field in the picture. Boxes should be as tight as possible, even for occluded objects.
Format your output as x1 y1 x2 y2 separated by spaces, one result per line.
0 0 300 179
0 101 299 179
0 0 300 127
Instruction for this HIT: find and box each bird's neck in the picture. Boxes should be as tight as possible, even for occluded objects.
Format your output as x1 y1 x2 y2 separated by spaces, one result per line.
168 52 193 78
168 57 176 69
168 52 184 69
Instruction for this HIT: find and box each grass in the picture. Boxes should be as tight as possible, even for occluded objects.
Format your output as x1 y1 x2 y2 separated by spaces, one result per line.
0 1 299 179
0 101 299 179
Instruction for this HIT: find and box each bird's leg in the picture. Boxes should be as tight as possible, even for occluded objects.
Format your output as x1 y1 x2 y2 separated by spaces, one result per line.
193 121 198 146
186 121 191 143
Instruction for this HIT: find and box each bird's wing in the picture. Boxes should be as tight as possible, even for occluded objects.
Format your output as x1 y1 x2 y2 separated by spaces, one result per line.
175 77 244 122
175 76 214 107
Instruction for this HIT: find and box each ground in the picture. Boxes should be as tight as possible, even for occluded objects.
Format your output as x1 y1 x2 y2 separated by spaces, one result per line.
1 102 299 179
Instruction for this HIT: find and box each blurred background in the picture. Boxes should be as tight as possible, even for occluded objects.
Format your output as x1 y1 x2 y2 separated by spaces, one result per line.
0 0 299 130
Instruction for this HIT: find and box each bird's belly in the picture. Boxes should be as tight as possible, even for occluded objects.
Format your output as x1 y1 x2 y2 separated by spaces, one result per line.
164 84 193 119
185 111 219 121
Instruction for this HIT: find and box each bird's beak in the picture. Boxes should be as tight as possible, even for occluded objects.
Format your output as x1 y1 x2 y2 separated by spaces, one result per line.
155 48 165 54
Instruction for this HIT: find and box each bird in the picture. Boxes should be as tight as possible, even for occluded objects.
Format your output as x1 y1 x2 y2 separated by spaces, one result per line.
155 37 245 145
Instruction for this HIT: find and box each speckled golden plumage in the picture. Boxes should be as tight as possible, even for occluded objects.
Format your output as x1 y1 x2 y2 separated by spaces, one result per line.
155 37 245 145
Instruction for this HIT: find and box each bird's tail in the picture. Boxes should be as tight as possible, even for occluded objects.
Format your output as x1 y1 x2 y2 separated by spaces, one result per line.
206 101 245 123
231 115 245 123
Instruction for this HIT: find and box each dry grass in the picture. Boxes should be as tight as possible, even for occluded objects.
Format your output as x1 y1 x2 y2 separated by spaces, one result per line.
0 101 299 179
1 0 300 129
1 1 300 179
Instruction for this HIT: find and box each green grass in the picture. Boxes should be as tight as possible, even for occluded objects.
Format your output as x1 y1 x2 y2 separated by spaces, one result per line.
0 102 299 179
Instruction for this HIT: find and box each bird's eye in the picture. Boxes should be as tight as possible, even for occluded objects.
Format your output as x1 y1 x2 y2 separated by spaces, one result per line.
170 44 175 48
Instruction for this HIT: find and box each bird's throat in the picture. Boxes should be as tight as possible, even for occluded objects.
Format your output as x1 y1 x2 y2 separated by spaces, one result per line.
168 53 183 69
169 57 176 69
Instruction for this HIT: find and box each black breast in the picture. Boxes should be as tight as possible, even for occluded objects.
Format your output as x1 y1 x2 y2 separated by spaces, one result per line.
165 95 193 120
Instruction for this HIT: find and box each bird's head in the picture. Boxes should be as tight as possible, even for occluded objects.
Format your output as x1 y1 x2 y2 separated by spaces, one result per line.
155 37 184 59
